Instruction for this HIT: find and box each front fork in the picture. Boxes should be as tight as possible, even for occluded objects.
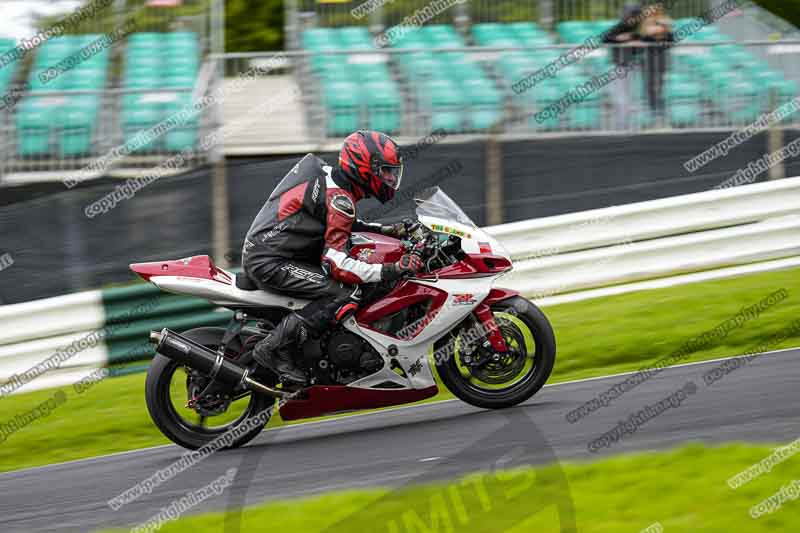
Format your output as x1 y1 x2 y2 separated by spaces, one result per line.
473 303 509 353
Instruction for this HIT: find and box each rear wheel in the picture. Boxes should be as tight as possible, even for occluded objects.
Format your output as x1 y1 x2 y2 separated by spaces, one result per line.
435 296 556 410
145 328 274 450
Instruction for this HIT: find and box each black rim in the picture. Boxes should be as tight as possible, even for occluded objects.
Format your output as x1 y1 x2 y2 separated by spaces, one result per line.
161 360 262 437
451 309 544 397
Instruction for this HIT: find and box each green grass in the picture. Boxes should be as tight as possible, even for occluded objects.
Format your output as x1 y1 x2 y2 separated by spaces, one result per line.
98 443 800 532
1 267 798 473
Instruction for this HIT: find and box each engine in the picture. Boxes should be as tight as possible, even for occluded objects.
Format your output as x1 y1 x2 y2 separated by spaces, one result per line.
304 329 384 385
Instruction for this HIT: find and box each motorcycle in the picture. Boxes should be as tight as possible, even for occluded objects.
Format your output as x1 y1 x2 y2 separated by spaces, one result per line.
130 187 556 450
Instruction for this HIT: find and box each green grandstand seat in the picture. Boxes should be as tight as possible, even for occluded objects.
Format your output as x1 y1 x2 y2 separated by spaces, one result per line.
707 69 739 97
389 29 427 49
560 76 602 129
163 93 199 151
303 28 336 45
121 32 200 152
167 50 199 67
324 80 361 135
58 95 100 156
338 27 371 43
353 62 390 82
593 20 618 33
724 79 760 123
423 25 460 39
665 78 704 127
129 33 162 46
167 40 200 56
364 80 401 133
463 79 502 131
472 24 514 46
167 60 199 76
121 99 163 152
125 75 161 89
527 83 566 130
165 74 196 88
166 31 198 43
444 58 487 83
421 25 465 48
584 51 612 74
0 40 21 93
16 97 61 155
78 33 102 43
499 53 537 76
64 69 106 90
568 97 602 129
16 34 108 156
748 69 789 96
556 21 593 44
774 79 798 100
527 49 561 68
311 53 347 74
508 22 542 34
126 53 162 70
404 55 449 82
422 79 465 132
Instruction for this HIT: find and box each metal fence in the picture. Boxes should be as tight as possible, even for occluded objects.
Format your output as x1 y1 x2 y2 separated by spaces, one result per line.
219 40 800 149
287 0 714 43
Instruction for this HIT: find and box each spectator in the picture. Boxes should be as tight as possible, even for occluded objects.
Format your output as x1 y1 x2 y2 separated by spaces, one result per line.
638 3 675 126
603 4 645 129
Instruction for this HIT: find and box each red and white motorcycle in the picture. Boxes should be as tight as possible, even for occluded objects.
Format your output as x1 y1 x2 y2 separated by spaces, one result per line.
131 187 555 450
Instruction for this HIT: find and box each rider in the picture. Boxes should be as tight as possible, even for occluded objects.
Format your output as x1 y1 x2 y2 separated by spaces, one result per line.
241 130 424 385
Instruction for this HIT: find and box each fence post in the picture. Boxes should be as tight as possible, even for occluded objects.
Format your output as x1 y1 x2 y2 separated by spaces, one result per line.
285 0 300 51
486 136 504 226
210 3 231 268
768 90 785 181
541 0 554 31
212 159 231 268
369 3 384 34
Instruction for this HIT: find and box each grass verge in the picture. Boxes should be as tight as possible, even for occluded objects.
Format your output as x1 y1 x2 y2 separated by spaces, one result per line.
0 267 798 473
99 443 800 532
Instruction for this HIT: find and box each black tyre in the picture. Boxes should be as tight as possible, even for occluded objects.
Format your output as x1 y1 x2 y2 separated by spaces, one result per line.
435 296 556 410
145 327 273 450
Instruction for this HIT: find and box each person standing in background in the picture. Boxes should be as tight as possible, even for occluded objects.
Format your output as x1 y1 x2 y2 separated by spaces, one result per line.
638 4 675 127
603 4 645 130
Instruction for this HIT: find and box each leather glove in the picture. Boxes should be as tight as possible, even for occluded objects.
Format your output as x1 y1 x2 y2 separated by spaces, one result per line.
381 254 424 281
381 222 408 239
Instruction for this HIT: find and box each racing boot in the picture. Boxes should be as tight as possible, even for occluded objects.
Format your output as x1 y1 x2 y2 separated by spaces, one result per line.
251 312 310 386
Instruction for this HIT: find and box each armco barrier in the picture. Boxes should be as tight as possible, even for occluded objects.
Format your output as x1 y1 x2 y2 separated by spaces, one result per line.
1 178 799 394
100 283 232 364
487 176 800 258
506 216 800 296
0 290 105 347
0 283 232 394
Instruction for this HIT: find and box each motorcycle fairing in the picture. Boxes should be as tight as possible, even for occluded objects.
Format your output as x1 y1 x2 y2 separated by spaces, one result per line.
131 255 312 310
278 275 497 421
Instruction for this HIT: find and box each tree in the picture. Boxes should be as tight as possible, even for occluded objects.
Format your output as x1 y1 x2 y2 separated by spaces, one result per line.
224 0 283 52
753 0 800 30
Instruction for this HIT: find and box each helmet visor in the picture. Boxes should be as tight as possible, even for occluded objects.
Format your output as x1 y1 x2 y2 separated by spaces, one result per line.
380 163 403 190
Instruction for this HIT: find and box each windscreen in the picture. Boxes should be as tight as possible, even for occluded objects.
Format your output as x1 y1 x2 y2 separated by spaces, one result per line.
414 187 477 228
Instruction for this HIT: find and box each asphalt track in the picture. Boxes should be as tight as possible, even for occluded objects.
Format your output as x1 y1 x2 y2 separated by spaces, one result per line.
1 348 797 532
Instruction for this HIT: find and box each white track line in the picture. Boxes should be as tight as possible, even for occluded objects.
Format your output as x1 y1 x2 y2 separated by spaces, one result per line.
3 346 797 477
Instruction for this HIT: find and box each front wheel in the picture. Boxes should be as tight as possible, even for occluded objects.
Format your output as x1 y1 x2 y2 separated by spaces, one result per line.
435 296 556 410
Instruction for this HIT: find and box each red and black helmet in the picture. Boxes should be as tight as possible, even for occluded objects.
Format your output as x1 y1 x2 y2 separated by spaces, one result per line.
338 130 403 204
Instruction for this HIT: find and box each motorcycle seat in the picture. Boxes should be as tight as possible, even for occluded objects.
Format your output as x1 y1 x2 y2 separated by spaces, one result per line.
235 273 260 291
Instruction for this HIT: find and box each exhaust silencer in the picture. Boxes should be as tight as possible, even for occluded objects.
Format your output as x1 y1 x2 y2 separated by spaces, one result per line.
149 328 289 399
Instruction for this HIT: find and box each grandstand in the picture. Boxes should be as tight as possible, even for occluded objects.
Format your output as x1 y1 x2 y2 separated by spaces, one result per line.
296 16 799 137
0 0 215 180
0 0 797 179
